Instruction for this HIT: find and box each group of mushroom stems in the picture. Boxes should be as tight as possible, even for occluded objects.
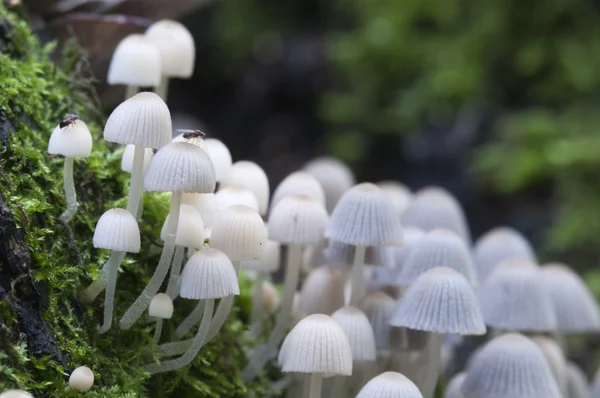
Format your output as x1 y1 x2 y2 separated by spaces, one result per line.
18 16 600 398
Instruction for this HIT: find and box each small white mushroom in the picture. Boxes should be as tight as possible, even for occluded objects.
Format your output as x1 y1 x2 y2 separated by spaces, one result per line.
69 366 94 392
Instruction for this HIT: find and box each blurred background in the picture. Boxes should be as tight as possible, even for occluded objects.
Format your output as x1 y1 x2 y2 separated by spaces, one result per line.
25 0 600 285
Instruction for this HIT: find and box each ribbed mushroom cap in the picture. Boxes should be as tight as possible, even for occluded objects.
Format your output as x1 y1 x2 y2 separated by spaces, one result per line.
358 292 396 351
204 138 232 182
121 144 154 173
48 119 93 158
374 227 425 286
144 142 216 193
104 92 172 149
279 313 353 375
271 171 326 210
473 226 537 283
69 366 94 392
532 336 567 393
443 372 466 398
172 132 208 150
391 267 486 335
402 187 470 242
540 263 600 332
222 161 270 216
145 20 195 78
210 205 266 261
303 156 355 213
356 372 423 398
160 204 205 248
326 183 403 246
148 293 174 319
182 192 222 228
299 266 345 315
479 258 557 332
93 208 140 253
242 237 281 273
591 369 600 398
331 306 377 361
377 181 413 217
462 333 561 398
398 229 476 286
565 361 589 398
179 248 240 299
269 195 329 245
0 390 33 398
214 186 259 212
107 34 161 86
325 241 395 269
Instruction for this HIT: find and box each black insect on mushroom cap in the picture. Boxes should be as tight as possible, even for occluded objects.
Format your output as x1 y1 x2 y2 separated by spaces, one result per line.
59 114 79 129
177 129 206 139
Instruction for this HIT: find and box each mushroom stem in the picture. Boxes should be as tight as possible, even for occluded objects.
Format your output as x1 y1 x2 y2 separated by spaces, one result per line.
125 85 138 100
203 261 241 342
119 191 182 330
349 245 366 306
307 373 322 398
153 319 164 343
242 244 303 381
421 333 442 398
126 145 145 217
166 246 185 299
155 76 170 101
248 272 266 335
81 251 126 302
146 298 214 374
59 156 78 223
97 250 125 333
158 338 191 357
174 299 205 340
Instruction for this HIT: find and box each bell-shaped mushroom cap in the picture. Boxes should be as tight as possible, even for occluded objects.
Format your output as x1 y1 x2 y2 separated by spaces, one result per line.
356 372 423 398
160 204 205 248
479 258 557 332
398 229 476 286
148 293 174 319
279 313 353 375
104 92 172 149
565 361 589 398
443 372 466 398
331 306 377 362
540 263 600 332
373 227 425 286
269 196 329 245
222 161 270 216
303 156 355 213
271 171 326 210
179 248 240 300
326 183 403 246
204 138 232 182
0 391 33 398
359 292 396 351
473 226 537 283
93 208 140 253
69 366 94 392
242 236 281 273
377 181 413 217
215 186 259 211
182 192 222 228
532 336 567 393
144 142 216 193
391 267 486 335
299 266 345 315
210 205 266 261
462 333 561 398
107 34 161 86
48 119 93 158
145 20 195 78
121 144 154 173
172 131 208 150
326 241 395 269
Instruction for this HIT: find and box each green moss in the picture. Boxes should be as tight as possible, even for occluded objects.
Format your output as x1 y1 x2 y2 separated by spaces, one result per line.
0 5 276 397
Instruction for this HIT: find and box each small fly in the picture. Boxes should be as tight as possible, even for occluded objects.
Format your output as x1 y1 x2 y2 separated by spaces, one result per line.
177 129 206 139
59 114 79 129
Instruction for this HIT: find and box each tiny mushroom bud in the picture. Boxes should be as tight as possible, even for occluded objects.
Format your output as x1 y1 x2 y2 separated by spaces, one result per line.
356 372 423 398
149 293 174 319
69 366 94 392
0 390 33 398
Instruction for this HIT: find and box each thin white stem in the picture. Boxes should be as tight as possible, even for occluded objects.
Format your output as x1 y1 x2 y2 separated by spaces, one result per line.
174 300 205 340
203 261 241 343
308 373 322 398
125 85 138 100
146 298 214 374
421 333 442 398
166 246 185 299
125 145 145 217
119 191 182 330
349 245 367 306
153 319 164 343
59 157 78 223
158 338 191 357
97 250 125 334
241 244 303 381
154 76 170 101
247 272 266 336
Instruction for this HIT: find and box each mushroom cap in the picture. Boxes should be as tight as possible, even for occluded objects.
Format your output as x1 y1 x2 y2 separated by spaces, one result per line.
104 91 172 149
48 119 93 158
391 267 486 335
377 181 413 217
473 226 537 283
398 229 476 286
148 293 174 319
443 372 466 398
565 361 589 398
299 266 345 316
242 236 281 273
0 390 34 398
145 20 195 78
121 144 154 173
358 292 396 351
331 306 377 362
204 138 232 182
532 336 567 393
270 171 326 210
462 333 561 398
373 227 425 286
215 186 259 212
326 183 403 246
144 142 216 193
303 156 355 213
107 34 161 86
179 248 240 299
279 313 353 376
479 258 557 332
181 192 222 228
222 161 270 216
172 132 208 150
160 204 205 248
93 208 140 253
210 205 266 261
269 195 329 245
540 263 600 332
325 241 395 269
69 366 95 392
356 372 423 398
